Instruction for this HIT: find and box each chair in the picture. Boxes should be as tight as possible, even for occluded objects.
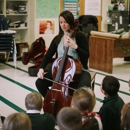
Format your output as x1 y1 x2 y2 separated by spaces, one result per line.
89 71 97 91
0 33 15 62
0 15 16 63
0 15 8 31
78 15 97 90
78 15 98 40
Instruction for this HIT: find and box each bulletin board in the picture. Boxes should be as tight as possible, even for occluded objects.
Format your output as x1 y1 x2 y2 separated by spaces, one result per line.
36 0 59 18
60 0 102 31
62 0 80 19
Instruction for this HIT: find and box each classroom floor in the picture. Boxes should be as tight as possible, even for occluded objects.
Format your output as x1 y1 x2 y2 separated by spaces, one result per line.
0 58 130 118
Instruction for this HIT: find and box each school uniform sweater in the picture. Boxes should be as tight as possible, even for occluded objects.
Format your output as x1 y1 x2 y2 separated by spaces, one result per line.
26 110 56 130
99 94 124 130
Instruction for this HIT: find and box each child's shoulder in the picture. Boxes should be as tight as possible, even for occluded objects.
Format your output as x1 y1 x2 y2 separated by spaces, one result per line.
92 114 103 130
42 113 55 120
94 114 103 130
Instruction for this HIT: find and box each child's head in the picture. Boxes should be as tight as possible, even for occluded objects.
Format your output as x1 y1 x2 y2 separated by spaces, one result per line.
57 107 82 130
121 103 130 130
71 87 96 114
71 87 96 130
2 112 31 130
101 76 120 96
25 92 42 111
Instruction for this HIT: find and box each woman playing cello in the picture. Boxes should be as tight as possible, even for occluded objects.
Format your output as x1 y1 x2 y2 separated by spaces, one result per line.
35 10 91 98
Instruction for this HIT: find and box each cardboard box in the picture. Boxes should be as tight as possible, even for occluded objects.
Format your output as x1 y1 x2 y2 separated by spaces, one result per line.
17 43 29 57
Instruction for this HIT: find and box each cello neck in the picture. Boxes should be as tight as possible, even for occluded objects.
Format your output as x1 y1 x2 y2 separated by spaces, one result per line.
55 46 69 82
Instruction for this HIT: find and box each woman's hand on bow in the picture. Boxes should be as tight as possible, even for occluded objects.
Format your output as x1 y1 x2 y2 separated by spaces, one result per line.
37 68 44 79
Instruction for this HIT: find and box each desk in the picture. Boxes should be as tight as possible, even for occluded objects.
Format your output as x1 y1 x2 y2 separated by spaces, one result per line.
89 36 130 73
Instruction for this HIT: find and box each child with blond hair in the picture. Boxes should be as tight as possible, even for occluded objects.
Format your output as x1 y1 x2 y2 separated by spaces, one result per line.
57 107 82 130
2 112 31 130
25 92 55 130
71 87 102 130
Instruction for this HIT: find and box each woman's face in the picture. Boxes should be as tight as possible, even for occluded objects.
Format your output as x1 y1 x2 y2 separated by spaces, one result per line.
46 22 51 28
59 16 70 33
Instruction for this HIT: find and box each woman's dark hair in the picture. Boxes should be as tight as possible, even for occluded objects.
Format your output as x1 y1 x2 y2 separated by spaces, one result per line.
55 10 79 44
102 76 120 96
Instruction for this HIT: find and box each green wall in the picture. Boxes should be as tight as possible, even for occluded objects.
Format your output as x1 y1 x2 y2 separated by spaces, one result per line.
36 0 60 18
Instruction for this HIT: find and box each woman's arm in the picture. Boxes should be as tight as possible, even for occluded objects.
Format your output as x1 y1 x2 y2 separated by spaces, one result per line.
40 36 58 69
75 31 90 69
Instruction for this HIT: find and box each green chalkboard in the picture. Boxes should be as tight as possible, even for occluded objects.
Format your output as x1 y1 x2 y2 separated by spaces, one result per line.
36 0 60 18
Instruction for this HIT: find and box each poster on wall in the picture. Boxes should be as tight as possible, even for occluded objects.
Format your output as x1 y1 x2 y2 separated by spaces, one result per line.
39 20 55 35
36 0 59 18
85 0 101 15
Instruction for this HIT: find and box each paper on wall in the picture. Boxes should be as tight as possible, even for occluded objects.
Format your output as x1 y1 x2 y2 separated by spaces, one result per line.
90 31 122 39
85 0 101 15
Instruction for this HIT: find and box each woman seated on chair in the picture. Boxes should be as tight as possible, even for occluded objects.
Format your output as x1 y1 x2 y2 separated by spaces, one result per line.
35 10 91 97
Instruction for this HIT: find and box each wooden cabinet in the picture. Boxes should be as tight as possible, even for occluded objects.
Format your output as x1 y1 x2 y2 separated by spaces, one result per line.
89 35 130 73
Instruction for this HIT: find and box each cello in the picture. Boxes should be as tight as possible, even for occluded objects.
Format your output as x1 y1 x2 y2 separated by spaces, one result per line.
43 32 82 117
